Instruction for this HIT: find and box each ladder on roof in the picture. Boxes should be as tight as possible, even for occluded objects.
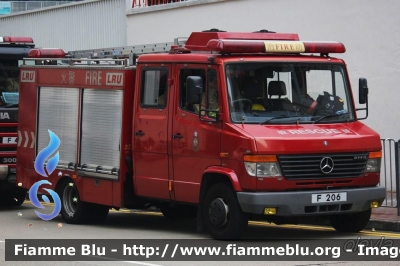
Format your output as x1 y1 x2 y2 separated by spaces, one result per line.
67 38 188 63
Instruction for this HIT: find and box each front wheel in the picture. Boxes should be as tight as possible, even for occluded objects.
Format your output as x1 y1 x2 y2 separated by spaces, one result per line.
328 209 371 232
203 183 248 240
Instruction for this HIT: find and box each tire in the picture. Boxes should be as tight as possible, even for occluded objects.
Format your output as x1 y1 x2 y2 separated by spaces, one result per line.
203 183 248 240
57 179 89 224
10 190 27 206
329 209 371 233
0 193 11 207
0 190 26 207
58 179 110 224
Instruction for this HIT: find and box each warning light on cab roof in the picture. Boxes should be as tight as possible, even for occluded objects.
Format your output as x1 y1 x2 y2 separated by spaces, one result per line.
0 36 34 43
206 40 346 54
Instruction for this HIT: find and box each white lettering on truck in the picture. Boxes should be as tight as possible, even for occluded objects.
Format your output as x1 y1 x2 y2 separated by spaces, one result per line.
0 112 10 119
21 71 35 82
85 71 102 85
277 129 354 135
106 73 124 86
288 129 341 134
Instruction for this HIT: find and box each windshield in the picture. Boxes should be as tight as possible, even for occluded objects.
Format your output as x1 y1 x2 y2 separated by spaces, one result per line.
0 59 19 106
225 63 354 124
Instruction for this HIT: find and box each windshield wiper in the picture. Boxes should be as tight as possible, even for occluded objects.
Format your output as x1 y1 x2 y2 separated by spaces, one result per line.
260 115 306 125
313 112 349 124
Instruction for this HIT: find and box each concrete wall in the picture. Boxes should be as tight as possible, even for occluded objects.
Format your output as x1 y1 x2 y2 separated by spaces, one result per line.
0 0 397 188
126 0 400 139
0 0 130 51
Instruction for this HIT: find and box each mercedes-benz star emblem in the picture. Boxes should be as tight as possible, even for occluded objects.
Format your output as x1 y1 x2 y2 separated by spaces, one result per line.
320 157 334 174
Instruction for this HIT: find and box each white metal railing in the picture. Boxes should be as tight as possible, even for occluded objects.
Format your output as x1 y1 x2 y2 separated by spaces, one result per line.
132 0 192 8
1 1 193 14
380 138 400 215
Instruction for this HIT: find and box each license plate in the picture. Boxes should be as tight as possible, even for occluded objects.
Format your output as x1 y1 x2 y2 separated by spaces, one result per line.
311 192 347 203
2 137 17 144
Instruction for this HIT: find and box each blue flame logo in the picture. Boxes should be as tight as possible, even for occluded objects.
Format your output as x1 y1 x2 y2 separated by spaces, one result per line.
34 130 60 177
30 130 62 221
29 180 61 221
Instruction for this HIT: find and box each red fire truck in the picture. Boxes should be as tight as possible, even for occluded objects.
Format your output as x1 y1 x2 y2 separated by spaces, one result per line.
0 36 34 206
16 29 386 239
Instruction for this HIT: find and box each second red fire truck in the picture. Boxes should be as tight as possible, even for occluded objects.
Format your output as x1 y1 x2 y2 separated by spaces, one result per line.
16 29 386 239
0 36 34 206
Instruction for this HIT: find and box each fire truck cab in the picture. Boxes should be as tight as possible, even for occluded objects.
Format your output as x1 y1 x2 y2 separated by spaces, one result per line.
0 36 34 206
17 29 386 239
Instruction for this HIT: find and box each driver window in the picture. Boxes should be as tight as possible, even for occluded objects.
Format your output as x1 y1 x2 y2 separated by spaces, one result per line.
179 68 206 114
206 69 219 117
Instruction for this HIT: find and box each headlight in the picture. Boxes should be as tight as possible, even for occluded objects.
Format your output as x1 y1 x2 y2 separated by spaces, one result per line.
365 158 381 173
365 151 382 173
243 155 282 177
244 162 282 177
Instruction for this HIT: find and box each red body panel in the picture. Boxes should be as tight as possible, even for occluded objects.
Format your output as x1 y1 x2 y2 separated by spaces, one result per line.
16 41 381 209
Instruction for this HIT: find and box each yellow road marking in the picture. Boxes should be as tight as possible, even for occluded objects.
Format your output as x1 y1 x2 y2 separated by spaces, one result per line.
249 221 400 238
249 221 334 231
359 231 400 238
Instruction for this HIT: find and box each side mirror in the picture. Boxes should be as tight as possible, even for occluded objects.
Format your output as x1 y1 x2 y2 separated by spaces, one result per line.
356 77 369 120
186 76 203 105
359 78 368 104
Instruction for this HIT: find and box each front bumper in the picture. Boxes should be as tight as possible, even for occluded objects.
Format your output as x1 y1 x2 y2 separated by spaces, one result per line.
237 186 386 216
0 165 16 183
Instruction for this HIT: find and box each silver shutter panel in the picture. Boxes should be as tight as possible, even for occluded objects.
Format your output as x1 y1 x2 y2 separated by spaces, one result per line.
80 89 122 176
37 87 79 167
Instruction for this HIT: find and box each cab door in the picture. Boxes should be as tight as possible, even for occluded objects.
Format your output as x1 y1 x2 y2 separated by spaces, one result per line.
171 65 222 203
133 64 171 199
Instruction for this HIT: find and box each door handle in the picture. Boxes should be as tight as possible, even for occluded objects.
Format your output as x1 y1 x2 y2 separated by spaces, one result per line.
172 133 183 139
134 130 145 136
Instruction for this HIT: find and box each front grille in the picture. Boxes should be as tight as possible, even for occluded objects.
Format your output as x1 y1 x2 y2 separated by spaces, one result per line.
278 153 369 180
0 127 17 133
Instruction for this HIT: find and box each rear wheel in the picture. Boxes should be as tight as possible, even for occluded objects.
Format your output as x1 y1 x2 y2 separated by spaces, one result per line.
58 179 87 224
58 179 109 224
203 183 248 240
329 209 371 232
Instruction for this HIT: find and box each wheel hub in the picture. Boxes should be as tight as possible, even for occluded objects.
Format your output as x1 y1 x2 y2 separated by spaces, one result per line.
63 184 78 215
208 198 229 227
